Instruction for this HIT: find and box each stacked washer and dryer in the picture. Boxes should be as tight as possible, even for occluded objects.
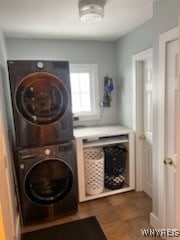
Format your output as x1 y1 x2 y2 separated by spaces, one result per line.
8 61 78 226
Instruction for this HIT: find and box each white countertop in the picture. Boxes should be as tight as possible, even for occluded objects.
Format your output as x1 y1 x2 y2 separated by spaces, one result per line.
73 125 133 139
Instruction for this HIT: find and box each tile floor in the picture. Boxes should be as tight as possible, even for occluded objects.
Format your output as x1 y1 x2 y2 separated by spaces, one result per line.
22 191 162 239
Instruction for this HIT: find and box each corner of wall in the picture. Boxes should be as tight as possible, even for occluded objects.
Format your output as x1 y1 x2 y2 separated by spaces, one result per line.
150 212 162 229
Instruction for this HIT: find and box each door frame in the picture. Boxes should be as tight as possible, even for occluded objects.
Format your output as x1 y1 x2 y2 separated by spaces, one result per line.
158 27 178 228
0 69 20 240
176 19 180 228
132 48 153 191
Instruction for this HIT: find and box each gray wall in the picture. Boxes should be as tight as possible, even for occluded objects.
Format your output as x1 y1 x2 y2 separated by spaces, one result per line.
116 20 153 128
152 0 180 217
6 38 118 126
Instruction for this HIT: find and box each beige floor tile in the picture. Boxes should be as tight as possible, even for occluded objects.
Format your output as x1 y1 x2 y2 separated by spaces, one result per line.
94 206 121 225
108 193 128 206
78 201 92 213
102 221 137 240
22 215 73 233
116 201 144 221
126 215 162 239
123 191 147 199
131 196 152 214
126 215 151 237
89 197 112 210
71 211 95 221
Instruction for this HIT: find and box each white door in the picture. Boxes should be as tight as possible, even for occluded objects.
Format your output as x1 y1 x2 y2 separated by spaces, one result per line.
176 22 180 229
158 27 180 237
133 49 153 196
142 60 153 198
164 39 178 237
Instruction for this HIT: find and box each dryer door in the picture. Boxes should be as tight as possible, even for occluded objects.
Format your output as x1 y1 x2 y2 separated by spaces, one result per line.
16 72 70 125
25 159 73 205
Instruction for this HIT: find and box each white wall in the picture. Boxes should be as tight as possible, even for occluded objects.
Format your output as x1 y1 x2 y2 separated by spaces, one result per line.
0 29 18 240
6 38 118 126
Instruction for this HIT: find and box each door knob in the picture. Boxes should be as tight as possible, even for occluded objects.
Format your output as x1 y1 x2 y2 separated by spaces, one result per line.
164 157 173 165
139 135 145 140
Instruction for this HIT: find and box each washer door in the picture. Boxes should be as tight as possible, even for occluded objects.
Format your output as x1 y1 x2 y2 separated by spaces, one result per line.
16 72 69 125
25 159 73 205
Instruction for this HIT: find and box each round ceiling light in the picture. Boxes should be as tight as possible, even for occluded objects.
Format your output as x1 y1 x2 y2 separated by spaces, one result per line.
78 0 106 23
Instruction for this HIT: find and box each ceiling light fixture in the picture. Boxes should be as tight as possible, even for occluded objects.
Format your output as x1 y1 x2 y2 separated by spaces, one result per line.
78 0 106 23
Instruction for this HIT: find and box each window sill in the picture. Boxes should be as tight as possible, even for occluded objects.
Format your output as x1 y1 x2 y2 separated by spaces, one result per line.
73 113 100 122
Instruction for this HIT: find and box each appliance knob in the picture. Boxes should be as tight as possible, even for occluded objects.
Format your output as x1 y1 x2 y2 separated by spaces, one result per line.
20 164 24 169
45 149 51 156
37 61 44 69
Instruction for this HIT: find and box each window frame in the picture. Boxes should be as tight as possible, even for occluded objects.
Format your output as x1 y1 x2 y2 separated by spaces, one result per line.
69 64 100 121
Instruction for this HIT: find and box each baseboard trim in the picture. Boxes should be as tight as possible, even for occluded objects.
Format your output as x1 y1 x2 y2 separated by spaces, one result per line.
150 212 161 229
15 214 20 240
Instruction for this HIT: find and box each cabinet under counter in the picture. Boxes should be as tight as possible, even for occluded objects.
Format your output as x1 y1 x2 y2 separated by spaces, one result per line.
73 125 135 202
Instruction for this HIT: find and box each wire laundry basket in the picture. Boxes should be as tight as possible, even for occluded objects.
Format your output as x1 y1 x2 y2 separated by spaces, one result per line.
104 144 127 190
84 147 104 195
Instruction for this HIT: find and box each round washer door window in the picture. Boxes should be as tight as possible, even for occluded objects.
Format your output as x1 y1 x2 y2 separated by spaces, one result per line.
25 159 73 205
16 72 69 124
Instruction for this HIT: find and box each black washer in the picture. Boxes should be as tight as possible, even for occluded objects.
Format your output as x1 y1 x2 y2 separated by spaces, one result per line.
16 141 78 226
25 159 73 205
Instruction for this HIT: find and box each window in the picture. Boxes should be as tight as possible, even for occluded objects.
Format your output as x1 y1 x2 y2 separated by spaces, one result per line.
70 64 100 121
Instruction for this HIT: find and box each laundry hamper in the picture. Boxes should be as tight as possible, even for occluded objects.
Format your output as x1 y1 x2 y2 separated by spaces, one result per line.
84 148 104 195
104 144 127 190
